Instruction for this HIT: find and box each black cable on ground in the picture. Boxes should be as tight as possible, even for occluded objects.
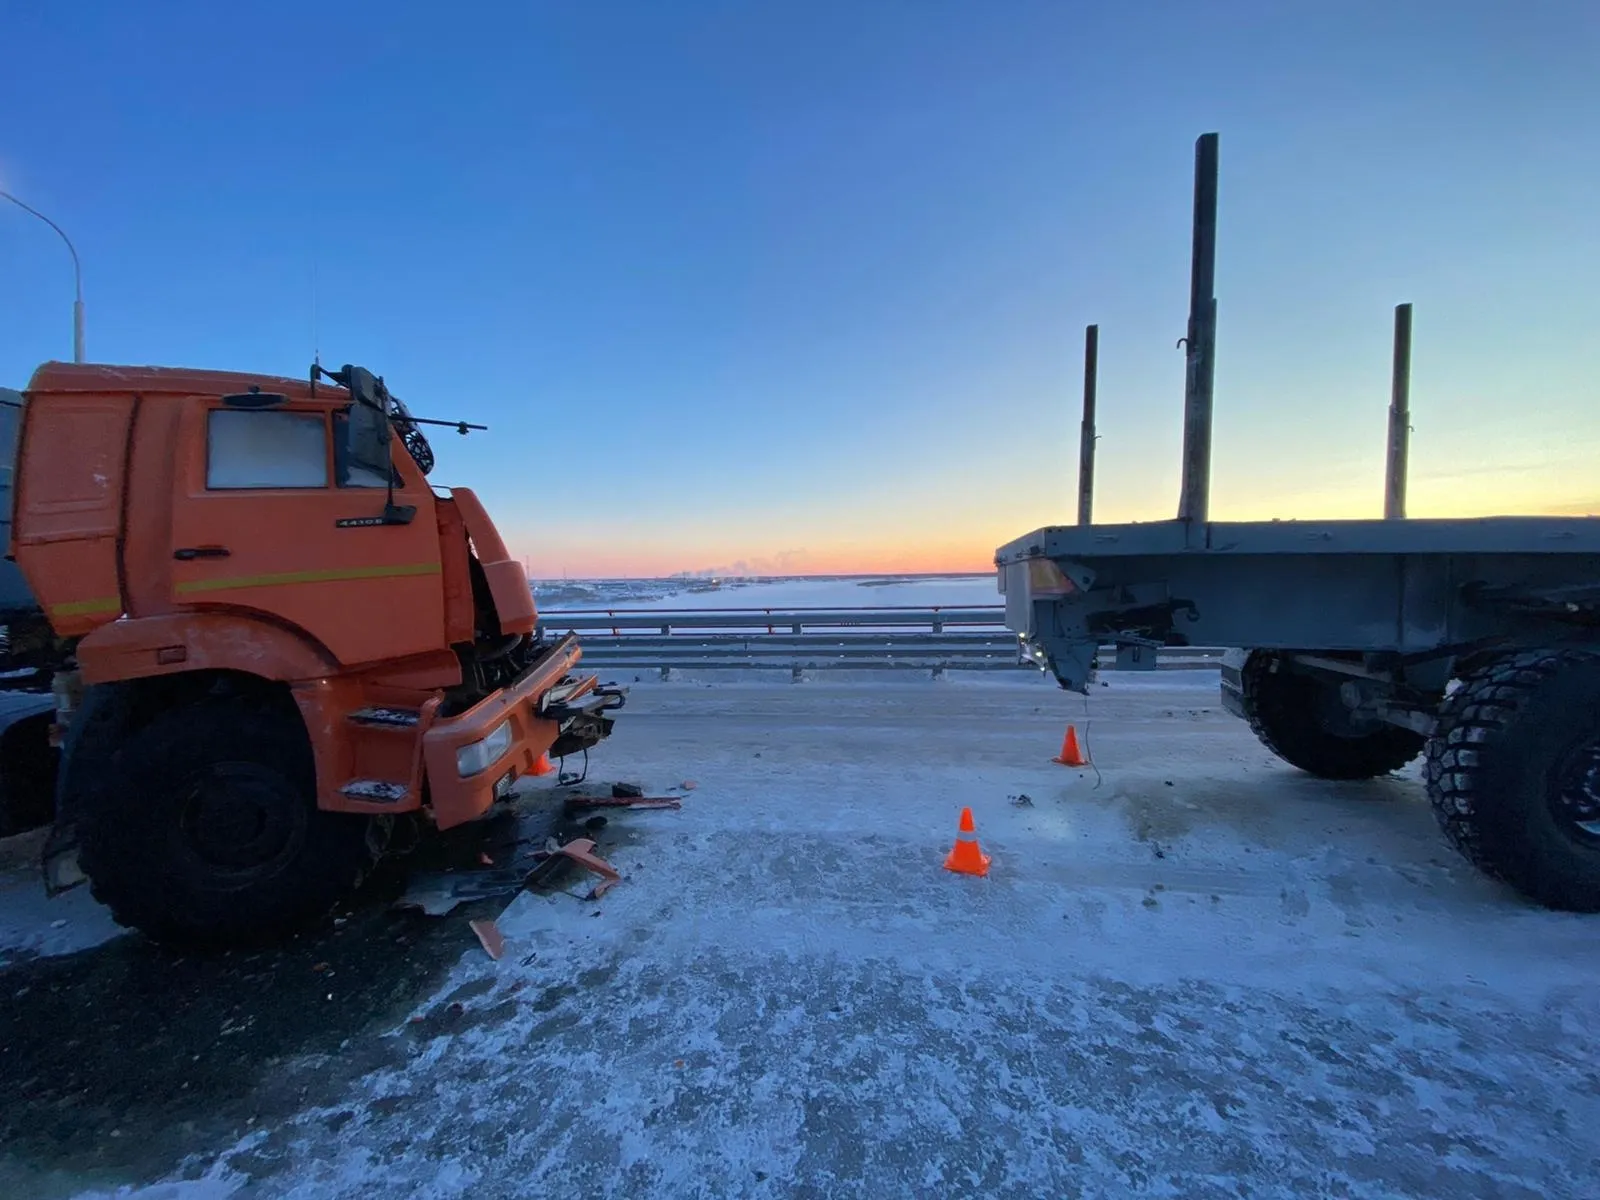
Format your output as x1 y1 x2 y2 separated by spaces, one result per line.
557 747 590 787
1081 690 1103 790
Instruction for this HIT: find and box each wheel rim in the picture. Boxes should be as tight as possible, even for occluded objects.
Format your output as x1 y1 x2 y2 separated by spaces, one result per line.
1553 740 1600 842
1309 678 1385 741
177 761 308 873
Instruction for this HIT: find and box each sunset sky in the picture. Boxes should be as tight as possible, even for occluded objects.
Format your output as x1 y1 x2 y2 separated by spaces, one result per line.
4 2 1598 577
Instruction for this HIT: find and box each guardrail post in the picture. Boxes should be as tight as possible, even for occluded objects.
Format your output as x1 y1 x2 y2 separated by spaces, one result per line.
791 666 803 683
660 666 672 681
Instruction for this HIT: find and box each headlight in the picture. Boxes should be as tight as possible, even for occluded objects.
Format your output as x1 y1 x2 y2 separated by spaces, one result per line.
457 720 513 777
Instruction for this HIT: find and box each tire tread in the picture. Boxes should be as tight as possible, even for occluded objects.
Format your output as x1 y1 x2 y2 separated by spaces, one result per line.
77 699 383 946
1239 651 1425 780
1423 648 1600 908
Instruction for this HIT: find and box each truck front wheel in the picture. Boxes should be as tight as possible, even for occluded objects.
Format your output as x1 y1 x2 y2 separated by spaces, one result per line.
77 701 384 946
1237 650 1425 780
1426 650 1600 912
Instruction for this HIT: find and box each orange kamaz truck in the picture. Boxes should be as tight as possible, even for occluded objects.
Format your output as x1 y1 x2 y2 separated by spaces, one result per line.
0 361 622 945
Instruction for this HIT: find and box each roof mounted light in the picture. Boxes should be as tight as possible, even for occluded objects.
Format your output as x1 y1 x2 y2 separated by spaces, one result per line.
220 386 288 409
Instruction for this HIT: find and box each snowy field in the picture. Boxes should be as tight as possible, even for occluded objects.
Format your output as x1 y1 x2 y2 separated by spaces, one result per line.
538 574 1002 613
3 672 1599 1198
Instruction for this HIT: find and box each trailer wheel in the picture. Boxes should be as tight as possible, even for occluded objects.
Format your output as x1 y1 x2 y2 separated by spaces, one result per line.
1426 650 1600 912
1238 650 1425 780
78 700 384 946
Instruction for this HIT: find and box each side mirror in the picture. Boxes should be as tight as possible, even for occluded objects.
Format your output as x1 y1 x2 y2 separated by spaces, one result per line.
337 366 414 524
345 400 392 480
342 365 382 410
342 365 392 479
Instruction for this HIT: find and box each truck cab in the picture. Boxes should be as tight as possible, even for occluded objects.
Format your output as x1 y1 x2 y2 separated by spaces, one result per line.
2 362 622 945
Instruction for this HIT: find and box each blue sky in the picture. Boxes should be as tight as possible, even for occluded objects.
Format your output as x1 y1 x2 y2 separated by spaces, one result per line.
3 1 1597 575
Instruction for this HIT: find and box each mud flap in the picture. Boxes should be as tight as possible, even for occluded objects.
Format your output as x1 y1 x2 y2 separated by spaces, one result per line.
42 819 86 895
39 682 128 897
1043 639 1098 694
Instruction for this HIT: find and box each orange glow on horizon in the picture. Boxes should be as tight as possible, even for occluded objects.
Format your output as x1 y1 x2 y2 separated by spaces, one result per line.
507 481 1600 578
506 534 1001 580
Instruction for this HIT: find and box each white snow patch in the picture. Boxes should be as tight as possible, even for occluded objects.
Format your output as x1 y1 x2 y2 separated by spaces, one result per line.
69 1166 245 1200
24 678 1600 1197
0 831 124 961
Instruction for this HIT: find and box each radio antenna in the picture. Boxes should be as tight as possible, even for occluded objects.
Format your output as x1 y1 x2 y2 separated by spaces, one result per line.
311 258 320 368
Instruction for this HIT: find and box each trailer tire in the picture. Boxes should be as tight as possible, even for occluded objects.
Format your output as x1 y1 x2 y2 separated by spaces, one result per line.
78 700 384 946
1239 650 1425 780
1426 649 1600 912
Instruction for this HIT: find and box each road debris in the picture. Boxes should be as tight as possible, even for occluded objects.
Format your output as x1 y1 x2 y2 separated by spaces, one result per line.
563 795 682 812
391 783 667 914
554 838 623 900
468 918 505 961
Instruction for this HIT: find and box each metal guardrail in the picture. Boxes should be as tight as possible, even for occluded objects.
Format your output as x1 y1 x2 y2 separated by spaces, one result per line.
537 606 1226 679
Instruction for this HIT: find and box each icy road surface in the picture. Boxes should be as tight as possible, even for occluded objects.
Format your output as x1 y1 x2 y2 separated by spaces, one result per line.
3 672 1599 1198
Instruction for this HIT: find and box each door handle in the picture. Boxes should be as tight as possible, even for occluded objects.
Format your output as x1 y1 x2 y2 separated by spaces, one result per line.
174 546 231 561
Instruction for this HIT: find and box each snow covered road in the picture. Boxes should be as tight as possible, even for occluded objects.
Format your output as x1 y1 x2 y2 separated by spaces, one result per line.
4 672 1599 1198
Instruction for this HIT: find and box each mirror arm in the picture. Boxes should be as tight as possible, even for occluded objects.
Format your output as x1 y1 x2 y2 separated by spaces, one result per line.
381 390 403 522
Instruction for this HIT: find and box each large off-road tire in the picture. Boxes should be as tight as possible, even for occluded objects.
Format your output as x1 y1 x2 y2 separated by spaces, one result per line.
1238 650 1425 780
77 701 384 946
1426 650 1600 912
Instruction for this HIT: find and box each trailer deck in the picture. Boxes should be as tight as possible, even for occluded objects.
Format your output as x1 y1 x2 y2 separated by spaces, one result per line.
999 516 1600 694
994 133 1600 912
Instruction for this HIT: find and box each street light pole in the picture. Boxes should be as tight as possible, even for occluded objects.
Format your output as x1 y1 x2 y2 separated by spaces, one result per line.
1 190 85 362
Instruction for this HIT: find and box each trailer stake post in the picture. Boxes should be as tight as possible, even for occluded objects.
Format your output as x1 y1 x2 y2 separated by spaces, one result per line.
1078 323 1099 525
1177 132 1220 541
1385 302 1413 520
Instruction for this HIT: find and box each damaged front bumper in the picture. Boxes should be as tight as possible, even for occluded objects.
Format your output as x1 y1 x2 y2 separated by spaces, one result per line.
423 634 626 830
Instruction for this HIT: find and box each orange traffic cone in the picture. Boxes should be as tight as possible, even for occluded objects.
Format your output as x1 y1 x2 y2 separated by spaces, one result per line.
531 752 556 777
943 807 991 877
1052 724 1089 767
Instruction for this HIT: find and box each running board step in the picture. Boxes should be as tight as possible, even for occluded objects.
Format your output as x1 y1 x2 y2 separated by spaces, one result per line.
342 779 410 803
348 707 422 728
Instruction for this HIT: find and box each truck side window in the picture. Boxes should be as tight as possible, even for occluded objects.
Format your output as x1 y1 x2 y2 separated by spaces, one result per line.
206 410 329 489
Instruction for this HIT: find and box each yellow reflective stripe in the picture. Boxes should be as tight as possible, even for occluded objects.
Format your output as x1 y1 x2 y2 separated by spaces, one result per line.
175 561 441 595
52 596 121 617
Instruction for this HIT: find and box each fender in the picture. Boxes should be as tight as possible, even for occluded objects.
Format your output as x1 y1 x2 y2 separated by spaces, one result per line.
449 487 538 636
75 611 336 685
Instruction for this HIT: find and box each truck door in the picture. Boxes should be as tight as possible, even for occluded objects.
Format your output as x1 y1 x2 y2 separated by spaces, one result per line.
168 401 445 667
